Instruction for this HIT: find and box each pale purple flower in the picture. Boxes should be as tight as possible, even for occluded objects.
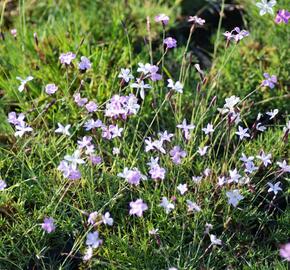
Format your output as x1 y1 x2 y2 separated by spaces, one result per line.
155 14 169 25
256 151 272 167
280 243 290 261
218 95 240 114
102 212 113 226
0 180 7 190
118 167 147 186
11 28 17 37
261 73 277 89
167 79 183 93
226 189 244 207
45 84 58 95
240 153 254 164
217 176 226 186
177 119 195 140
148 65 162 81
197 146 209 156
275 9 290 24
86 231 103 248
244 161 258 174
14 123 33 137
145 137 166 154
8 112 25 126
89 155 102 165
188 16 205 25
169 146 187 164
163 37 177 49
186 200 201 212
267 182 282 195
84 119 102 131
55 123 71 136
177 183 188 195
16 76 33 92
131 79 152 100
235 126 250 140
129 199 148 217
277 160 290 173
202 123 214 135
59 52 76 65
149 165 166 180
78 56 92 71
64 150 85 169
228 168 241 183
137 63 152 74
41 217 56 233
83 247 93 261
158 131 174 143
85 101 98 112
118 68 134 82
88 211 98 225
74 93 88 107
77 136 92 149
192 175 203 184
223 28 249 42
67 168 81 180
159 197 175 214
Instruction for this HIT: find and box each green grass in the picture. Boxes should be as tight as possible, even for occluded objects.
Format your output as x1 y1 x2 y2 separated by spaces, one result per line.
0 0 289 269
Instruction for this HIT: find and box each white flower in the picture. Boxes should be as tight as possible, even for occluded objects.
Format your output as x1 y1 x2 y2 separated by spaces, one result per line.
83 247 93 261
192 175 203 184
16 76 33 92
277 160 290 173
202 123 214 135
256 0 276 16
64 150 85 169
86 231 103 248
226 189 244 207
131 79 152 100
177 183 188 195
160 197 175 214
137 63 152 74
197 146 209 156
217 176 226 186
266 109 278 119
0 180 7 190
235 126 250 140
102 212 113 226
186 200 201 212
55 123 71 136
218 95 240 114
228 168 241 183
267 182 282 195
256 123 266 132
256 151 272 167
210 234 222 246
118 68 134 82
167 79 183 93
240 153 254 164
14 123 33 137
112 147 120 155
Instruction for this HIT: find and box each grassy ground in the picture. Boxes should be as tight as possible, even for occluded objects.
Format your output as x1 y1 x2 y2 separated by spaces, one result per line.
0 0 289 269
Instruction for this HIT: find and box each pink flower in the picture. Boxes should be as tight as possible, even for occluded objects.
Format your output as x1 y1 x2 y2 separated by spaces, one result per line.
188 16 205 26
275 9 290 24
129 199 148 217
85 101 98 112
45 84 58 95
280 243 290 261
59 52 76 65
11 29 17 37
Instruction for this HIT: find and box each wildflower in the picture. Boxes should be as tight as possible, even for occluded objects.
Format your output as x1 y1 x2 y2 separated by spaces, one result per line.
267 182 282 195
129 199 148 217
244 161 258 174
218 95 240 114
145 138 166 154
218 176 226 186
67 168 82 180
256 151 272 167
188 16 205 26
84 119 102 131
118 68 134 82
86 231 103 248
78 56 92 71
158 131 174 143
223 28 249 42
0 180 7 190
240 153 254 164
275 9 290 24
155 14 169 25
192 175 203 184
163 37 177 49
131 79 152 100
197 146 209 156
167 79 183 93
85 101 98 112
202 123 214 135
256 0 276 16
210 234 222 246
137 63 152 74
55 123 71 136
159 197 175 214
83 247 93 261
256 123 266 132
203 168 211 177
85 145 95 155
16 76 33 92
266 109 278 119
45 83 58 95
10 28 17 37
109 125 123 138
148 65 162 81
149 164 166 180
277 160 290 173
149 228 159 235
204 223 213 234
14 123 33 137
41 217 56 233
102 212 113 226
177 183 188 195
169 146 187 164
280 243 290 261
77 136 92 149
59 52 76 65
8 112 25 126
89 155 102 165
117 167 147 186
112 147 120 155
64 150 85 169
88 211 98 225
74 93 88 107
177 119 195 140
186 200 201 212
261 73 277 89
235 126 250 140
228 169 241 183
226 189 244 207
